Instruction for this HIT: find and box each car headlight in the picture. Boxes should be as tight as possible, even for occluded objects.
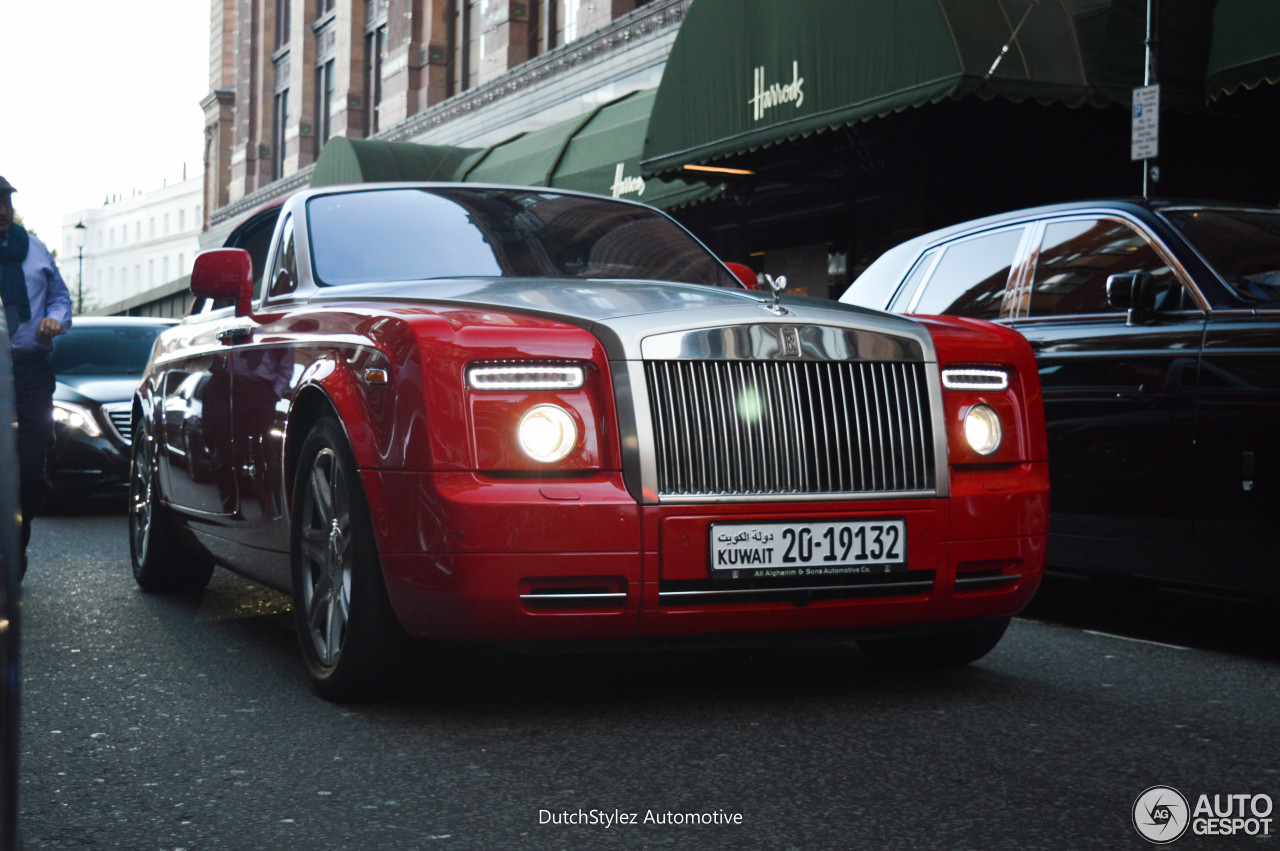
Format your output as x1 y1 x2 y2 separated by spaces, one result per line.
517 404 578 463
468 363 585 391
963 404 1002 456
52 401 102 437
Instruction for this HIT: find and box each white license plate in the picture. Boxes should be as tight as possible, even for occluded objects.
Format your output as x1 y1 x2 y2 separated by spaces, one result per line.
710 519 906 579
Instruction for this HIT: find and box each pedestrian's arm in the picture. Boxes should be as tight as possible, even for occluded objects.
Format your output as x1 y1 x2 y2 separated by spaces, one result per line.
41 245 73 335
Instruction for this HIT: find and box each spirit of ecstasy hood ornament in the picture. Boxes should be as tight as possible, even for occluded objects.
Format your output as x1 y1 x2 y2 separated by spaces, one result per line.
762 273 788 315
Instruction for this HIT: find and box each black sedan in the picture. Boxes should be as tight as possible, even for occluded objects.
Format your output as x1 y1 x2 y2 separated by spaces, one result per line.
49 316 177 503
840 199 1280 597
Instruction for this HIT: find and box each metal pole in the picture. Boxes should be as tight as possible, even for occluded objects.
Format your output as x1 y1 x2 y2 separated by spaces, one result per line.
1143 0 1159 198
77 246 83 315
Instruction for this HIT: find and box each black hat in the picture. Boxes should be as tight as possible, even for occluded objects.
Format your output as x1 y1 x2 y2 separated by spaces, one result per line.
0 175 14 194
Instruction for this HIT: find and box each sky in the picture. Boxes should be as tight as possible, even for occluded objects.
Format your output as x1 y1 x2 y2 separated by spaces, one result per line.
0 1 210 249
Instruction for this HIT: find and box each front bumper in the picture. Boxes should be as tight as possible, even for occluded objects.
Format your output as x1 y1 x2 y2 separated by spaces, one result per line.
49 428 131 499
366 465 1048 644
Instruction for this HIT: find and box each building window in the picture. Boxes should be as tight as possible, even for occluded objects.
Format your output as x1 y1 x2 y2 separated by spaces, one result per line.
365 26 386 134
136 222 142 242
178 253 185 274
467 0 485 88
149 218 155 239
317 0 335 16
556 0 579 47
148 259 155 285
274 89 290 178
275 0 291 48
315 60 334 156
179 209 185 231
164 213 170 235
163 256 170 282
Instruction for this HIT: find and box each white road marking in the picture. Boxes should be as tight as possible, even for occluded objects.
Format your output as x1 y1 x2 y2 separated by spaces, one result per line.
1083 629 1190 651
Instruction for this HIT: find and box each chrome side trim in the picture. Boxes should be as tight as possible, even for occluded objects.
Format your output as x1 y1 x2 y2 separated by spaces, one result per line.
659 580 934 600
519 592 629 602
954 574 1022 588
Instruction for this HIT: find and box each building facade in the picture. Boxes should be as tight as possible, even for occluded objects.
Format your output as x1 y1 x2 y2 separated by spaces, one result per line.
59 178 204 318
202 0 678 246
200 0 1280 301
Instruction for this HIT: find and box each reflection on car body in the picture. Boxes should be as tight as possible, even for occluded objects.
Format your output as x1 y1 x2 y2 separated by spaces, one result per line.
841 199 1280 596
131 184 1049 700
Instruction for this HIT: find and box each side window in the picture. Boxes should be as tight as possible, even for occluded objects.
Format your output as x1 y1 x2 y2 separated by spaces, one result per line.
911 228 1023 320
228 211 278 298
888 248 939 312
267 216 298 298
1028 218 1182 317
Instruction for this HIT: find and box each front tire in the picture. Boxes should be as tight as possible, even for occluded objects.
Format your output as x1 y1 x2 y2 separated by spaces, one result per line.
857 617 1011 667
291 417 405 701
129 424 214 593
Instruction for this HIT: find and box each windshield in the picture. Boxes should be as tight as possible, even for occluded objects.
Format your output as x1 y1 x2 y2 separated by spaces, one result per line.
1160 207 1280 306
306 187 738 288
51 324 171 376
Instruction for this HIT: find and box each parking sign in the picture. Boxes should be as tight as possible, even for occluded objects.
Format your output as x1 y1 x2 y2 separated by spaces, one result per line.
1131 84 1160 161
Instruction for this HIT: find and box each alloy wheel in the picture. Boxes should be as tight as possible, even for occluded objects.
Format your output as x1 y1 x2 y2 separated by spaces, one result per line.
298 446 353 668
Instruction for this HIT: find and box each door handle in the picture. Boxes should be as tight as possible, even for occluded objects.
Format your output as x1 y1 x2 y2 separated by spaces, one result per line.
217 327 252 345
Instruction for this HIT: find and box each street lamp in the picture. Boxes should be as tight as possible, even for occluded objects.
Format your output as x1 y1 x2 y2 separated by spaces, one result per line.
72 220 86 315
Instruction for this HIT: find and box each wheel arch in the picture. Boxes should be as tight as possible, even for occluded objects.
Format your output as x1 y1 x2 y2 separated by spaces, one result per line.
284 384 344 508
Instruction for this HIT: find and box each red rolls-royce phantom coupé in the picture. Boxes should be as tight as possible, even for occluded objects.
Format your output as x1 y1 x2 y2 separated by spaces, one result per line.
129 184 1048 700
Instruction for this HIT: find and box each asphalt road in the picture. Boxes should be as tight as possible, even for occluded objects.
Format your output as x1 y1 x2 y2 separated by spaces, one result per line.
14 509 1280 850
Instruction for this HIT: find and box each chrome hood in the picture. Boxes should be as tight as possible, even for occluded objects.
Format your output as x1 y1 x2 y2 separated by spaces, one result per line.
308 278 935 363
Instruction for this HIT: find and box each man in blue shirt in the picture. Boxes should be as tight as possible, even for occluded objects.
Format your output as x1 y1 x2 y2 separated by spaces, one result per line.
1 176 73 577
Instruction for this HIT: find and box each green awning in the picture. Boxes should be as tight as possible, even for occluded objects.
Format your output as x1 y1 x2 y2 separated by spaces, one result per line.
456 111 594 185
1206 0 1280 99
311 137 479 187
641 0 1212 176
551 90 721 210
458 90 721 210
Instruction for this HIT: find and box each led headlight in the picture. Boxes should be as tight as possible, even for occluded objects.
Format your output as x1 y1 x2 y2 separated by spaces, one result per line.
52 401 102 437
468 364 585 391
942 368 1008 391
517 404 578 463
963 404 1002 456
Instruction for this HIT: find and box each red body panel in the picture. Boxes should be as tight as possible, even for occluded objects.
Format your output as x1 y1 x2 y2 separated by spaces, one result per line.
145 224 1048 648
369 469 1047 643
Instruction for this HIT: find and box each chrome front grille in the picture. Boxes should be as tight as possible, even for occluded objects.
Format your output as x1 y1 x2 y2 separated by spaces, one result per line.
644 360 935 499
103 403 133 445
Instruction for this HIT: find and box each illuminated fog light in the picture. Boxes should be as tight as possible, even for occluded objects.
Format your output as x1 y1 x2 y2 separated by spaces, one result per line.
468 364 585 391
517 405 578 463
963 404 1002 456
52 401 102 437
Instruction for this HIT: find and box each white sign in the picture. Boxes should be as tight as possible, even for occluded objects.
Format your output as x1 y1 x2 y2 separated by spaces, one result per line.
1131 84 1160 161
609 163 645 198
749 60 805 122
